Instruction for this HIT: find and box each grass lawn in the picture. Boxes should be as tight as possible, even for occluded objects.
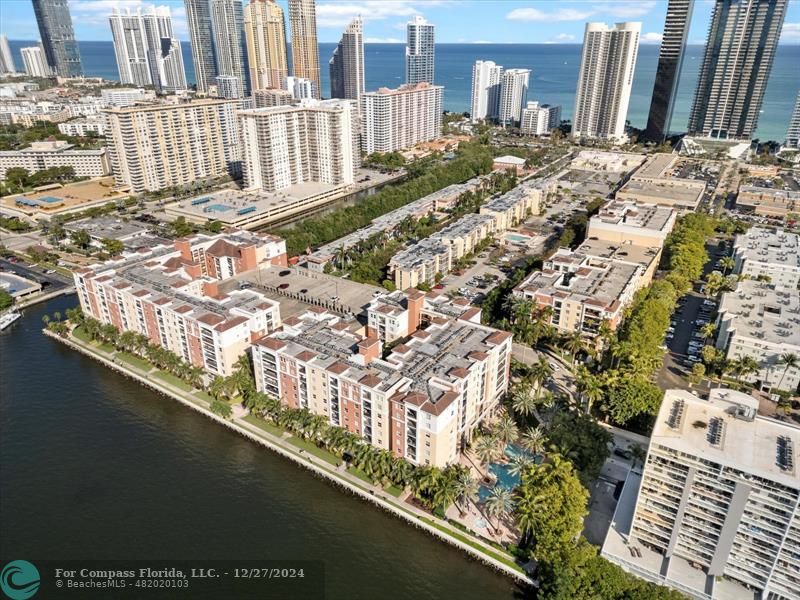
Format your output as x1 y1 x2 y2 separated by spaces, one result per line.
116 352 152 372
152 370 194 392
346 466 374 485
97 341 116 353
384 484 404 497
72 325 91 343
288 436 340 466
419 517 524 573
195 391 215 404
243 414 286 438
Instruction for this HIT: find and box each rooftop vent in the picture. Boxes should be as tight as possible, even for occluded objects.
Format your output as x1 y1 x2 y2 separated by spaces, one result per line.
777 436 794 472
667 399 686 430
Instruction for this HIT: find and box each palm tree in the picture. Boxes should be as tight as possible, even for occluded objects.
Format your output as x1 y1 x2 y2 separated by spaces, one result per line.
719 256 735 275
735 356 760 383
484 486 514 535
520 426 547 455
474 435 502 470
575 366 604 414
700 323 717 344
454 469 479 516
559 331 586 366
507 454 534 477
530 357 553 397
511 386 537 418
492 412 518 446
776 353 798 391
432 467 462 513
209 376 230 401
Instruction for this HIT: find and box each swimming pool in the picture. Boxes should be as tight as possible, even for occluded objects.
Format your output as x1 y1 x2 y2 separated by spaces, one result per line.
505 234 531 244
478 444 542 502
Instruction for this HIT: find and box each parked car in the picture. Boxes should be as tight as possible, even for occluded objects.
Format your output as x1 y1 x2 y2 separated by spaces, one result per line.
613 448 633 460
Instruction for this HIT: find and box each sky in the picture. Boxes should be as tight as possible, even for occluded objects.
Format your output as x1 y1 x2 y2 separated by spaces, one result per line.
0 0 798 45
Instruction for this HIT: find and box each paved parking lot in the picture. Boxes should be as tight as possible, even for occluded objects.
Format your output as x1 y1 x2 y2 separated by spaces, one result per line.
229 266 383 318
656 239 728 391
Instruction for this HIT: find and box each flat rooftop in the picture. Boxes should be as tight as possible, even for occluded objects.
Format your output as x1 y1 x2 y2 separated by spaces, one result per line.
516 250 641 311
734 226 800 269
617 178 705 208
718 280 800 347
576 238 661 269
64 216 149 240
591 200 676 233
633 153 677 178
653 388 800 489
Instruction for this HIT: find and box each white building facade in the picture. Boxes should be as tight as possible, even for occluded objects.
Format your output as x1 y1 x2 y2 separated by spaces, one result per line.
405 15 435 84
520 101 561 135
572 21 641 141
361 82 443 154
239 99 360 192
498 69 530 127
470 60 503 122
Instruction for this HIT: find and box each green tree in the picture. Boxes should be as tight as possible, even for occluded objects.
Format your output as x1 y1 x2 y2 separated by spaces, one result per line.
101 238 124 256
546 410 611 486
70 229 91 249
0 289 12 311
210 399 232 418
513 454 588 562
604 375 663 426
776 353 798 391
484 486 514 535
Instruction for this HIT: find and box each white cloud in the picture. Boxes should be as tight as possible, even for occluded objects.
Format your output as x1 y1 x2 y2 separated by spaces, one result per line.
316 1 435 28
508 1 657 23
547 33 576 43
471 40 493 44
640 32 663 43
506 7 594 22
364 36 404 44
592 1 657 19
781 22 800 43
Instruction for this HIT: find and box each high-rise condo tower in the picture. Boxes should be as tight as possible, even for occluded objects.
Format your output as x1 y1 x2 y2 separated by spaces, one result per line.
244 0 288 91
406 15 435 84
330 17 365 101
31 0 83 77
288 0 321 99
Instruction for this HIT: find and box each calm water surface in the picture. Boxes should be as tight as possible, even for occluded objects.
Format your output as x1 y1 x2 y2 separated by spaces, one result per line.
0 296 526 599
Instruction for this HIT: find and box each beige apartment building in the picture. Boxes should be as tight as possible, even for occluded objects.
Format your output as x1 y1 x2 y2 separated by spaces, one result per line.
737 186 800 219
251 300 512 467
239 99 360 192
103 98 243 193
587 200 677 247
244 0 288 91
603 388 800 600
0 140 109 179
288 0 320 98
366 289 481 344
514 248 645 336
73 230 287 377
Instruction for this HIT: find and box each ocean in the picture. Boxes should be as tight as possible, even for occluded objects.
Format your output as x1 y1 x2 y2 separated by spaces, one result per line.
8 40 800 142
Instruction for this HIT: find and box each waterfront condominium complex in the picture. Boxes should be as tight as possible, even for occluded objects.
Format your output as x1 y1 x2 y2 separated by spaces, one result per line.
644 0 694 142
406 15 435 84
251 295 512 468
73 231 288 378
31 0 83 77
0 35 14 73
498 68 530 127
329 17 365 101
184 0 217 93
360 83 444 154
21 46 51 78
0 140 109 179
603 388 800 599
239 99 360 192
288 0 321 99
572 22 641 141
520 102 561 136
688 0 788 140
786 92 800 150
244 0 288 92
103 98 243 193
470 60 503 122
109 7 187 94
210 0 249 97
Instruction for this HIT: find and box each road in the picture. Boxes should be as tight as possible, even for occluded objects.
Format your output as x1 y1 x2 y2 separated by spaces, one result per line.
0 257 72 290
0 229 46 253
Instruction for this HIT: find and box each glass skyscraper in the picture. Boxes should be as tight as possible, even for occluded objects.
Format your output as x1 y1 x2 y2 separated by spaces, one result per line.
644 0 694 142
31 0 82 77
